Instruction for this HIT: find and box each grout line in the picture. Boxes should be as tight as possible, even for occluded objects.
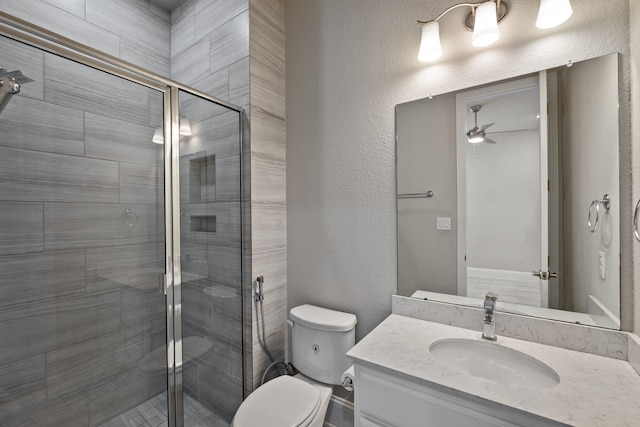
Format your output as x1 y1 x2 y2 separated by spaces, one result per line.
41 201 46 250
83 111 86 157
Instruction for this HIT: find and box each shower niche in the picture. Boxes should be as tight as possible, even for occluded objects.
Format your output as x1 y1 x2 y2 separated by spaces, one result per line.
189 153 217 204
190 215 217 233
188 152 217 233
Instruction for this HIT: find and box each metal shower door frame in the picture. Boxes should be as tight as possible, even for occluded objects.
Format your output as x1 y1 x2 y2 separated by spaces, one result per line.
0 11 245 427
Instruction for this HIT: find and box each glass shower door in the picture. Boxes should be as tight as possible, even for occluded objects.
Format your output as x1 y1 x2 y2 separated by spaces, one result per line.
0 34 169 426
176 90 243 426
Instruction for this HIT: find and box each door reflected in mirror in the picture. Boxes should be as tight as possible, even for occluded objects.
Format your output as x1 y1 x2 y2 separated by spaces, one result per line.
396 53 620 329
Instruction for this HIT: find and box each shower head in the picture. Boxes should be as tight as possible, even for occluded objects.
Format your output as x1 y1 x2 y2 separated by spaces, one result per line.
0 68 34 84
0 67 33 114
0 76 20 113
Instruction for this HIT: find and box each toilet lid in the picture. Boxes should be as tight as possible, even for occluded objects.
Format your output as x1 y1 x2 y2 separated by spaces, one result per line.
233 376 321 427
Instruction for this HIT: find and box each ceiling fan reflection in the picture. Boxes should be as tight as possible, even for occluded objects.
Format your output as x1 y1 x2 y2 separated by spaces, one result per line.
466 104 497 144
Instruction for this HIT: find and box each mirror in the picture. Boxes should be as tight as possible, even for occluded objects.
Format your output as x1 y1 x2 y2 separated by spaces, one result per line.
396 53 620 329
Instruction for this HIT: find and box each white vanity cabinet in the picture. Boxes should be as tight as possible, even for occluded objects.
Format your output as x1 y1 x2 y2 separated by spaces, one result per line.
348 315 640 427
354 365 561 427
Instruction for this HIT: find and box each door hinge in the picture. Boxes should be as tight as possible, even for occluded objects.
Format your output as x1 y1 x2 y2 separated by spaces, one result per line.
532 270 558 280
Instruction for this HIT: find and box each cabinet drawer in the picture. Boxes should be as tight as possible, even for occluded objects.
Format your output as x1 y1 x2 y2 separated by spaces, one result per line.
355 367 559 427
357 413 394 427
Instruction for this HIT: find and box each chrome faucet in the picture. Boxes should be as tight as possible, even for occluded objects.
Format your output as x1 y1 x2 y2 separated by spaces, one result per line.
482 293 498 341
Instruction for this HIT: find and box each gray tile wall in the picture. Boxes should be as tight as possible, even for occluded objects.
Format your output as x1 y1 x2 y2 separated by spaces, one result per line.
0 1 170 425
248 0 287 391
0 0 171 76
170 0 248 110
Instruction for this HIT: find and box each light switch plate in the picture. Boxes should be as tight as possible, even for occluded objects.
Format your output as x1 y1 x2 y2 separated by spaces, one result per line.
598 251 606 280
437 217 451 231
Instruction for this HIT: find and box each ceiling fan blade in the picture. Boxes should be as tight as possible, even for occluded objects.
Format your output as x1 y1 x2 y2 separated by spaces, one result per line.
468 126 479 134
484 137 498 144
486 128 534 135
480 123 494 131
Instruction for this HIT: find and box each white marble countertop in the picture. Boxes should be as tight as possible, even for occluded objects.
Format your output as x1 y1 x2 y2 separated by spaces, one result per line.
347 314 640 427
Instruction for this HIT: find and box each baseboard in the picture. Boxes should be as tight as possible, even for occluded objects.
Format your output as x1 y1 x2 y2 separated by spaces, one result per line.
324 395 354 427
629 333 640 376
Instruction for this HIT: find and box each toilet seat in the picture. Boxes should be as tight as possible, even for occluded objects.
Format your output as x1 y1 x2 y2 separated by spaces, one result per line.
232 375 321 427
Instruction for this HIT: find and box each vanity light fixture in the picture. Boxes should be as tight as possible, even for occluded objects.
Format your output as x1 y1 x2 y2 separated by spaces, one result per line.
471 1 500 47
417 0 573 63
418 0 509 62
535 0 573 29
418 21 442 62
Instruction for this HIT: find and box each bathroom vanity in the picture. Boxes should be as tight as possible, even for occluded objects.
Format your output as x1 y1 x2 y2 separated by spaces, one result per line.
347 315 640 427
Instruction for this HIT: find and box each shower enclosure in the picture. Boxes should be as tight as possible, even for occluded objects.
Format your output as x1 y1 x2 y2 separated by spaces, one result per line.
0 12 244 427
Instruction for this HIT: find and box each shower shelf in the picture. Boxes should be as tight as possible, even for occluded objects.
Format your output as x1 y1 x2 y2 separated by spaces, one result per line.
190 215 217 233
189 154 216 203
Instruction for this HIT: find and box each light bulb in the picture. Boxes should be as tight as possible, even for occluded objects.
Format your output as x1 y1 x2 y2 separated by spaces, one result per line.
472 1 500 48
179 117 192 136
536 0 573 29
152 127 164 144
417 21 442 62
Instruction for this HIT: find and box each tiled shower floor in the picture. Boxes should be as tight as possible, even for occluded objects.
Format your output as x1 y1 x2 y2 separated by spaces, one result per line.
99 392 230 427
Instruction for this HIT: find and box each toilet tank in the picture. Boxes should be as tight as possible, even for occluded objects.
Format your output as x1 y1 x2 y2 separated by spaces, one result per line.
289 304 357 385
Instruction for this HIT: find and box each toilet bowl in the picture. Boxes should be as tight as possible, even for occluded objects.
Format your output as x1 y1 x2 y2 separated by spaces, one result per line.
231 304 357 427
231 374 332 427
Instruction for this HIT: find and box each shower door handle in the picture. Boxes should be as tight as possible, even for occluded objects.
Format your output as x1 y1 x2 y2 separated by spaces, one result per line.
159 273 167 295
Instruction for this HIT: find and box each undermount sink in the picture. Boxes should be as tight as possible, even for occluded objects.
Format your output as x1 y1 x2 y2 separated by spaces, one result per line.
429 338 560 389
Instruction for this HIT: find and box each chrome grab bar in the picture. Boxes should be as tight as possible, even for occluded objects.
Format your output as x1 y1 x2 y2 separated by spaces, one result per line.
587 194 610 233
397 190 434 199
634 199 640 243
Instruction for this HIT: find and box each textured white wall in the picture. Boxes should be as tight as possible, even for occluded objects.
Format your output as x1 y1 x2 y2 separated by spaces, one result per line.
286 0 632 339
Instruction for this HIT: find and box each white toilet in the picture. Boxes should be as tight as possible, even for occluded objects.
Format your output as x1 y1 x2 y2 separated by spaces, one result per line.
232 304 357 427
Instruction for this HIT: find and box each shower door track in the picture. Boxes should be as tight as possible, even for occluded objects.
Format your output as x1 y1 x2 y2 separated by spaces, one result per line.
0 11 245 427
